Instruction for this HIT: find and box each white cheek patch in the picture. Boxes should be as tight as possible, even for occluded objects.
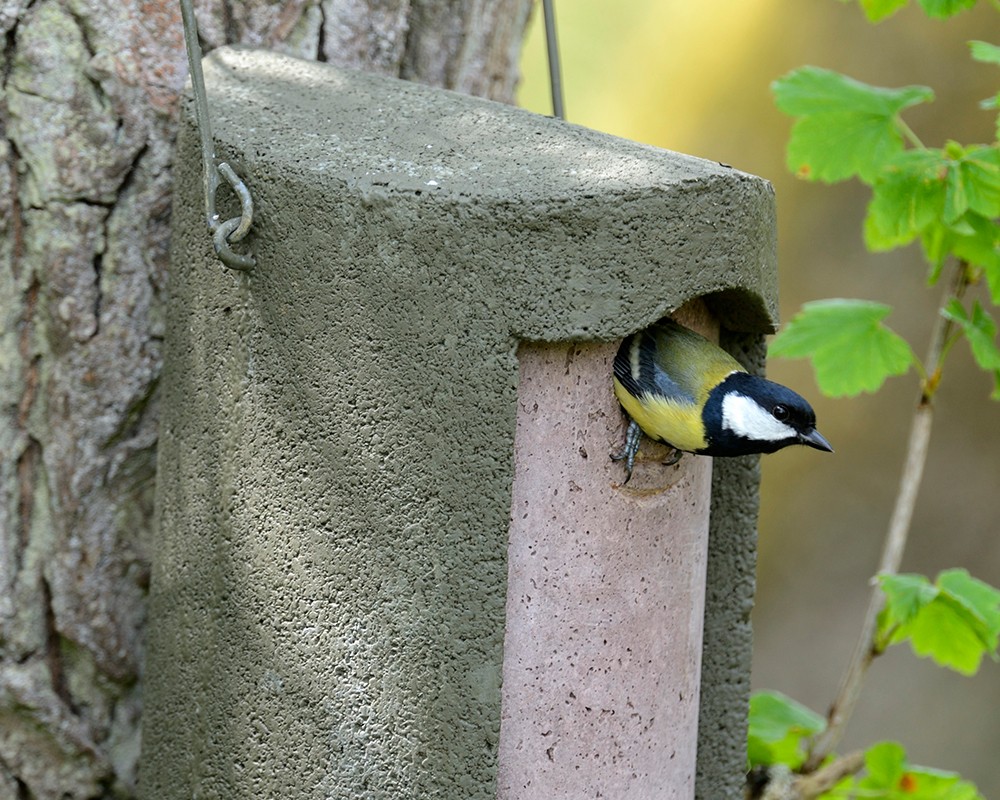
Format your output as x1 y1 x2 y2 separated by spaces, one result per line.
721 393 797 442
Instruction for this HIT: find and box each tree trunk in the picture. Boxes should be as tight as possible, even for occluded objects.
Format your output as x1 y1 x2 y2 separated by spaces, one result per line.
0 2 532 796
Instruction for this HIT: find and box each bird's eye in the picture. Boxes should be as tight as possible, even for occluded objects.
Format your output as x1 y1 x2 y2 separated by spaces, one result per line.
772 404 790 421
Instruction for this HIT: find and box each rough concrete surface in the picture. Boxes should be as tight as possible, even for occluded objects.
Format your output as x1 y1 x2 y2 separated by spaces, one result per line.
143 47 777 799
699 330 768 800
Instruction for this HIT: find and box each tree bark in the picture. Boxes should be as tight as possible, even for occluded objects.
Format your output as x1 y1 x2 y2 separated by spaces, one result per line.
0 2 532 796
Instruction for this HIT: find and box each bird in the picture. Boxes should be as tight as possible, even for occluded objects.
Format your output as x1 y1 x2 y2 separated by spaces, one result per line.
612 318 832 482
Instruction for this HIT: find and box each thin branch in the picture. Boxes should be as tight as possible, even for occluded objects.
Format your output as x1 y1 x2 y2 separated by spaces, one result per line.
793 750 866 799
804 262 970 769
747 752 865 800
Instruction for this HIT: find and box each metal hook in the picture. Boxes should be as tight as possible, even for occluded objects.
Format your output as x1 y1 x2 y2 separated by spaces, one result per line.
178 0 256 271
214 218 254 271
212 162 256 271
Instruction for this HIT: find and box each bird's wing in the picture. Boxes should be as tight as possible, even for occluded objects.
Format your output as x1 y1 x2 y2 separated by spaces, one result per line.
645 320 743 406
614 326 697 405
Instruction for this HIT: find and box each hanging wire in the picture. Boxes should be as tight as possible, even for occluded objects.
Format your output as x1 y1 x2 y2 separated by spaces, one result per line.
179 1 557 268
541 0 565 120
178 0 256 271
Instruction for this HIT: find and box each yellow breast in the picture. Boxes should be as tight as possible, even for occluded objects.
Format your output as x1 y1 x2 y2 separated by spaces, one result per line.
613 376 708 453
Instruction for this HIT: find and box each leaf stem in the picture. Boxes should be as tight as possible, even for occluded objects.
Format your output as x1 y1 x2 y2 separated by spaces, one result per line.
937 328 964 370
804 261 970 769
895 116 925 150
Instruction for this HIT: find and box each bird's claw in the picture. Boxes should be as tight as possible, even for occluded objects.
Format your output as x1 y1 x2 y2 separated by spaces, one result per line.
611 419 643 483
612 420 684 483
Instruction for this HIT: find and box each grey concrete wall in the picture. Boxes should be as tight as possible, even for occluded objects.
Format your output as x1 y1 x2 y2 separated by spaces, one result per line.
142 47 777 800
700 331 767 800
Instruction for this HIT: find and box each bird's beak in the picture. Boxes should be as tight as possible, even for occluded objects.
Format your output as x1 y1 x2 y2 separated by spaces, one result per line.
800 428 834 453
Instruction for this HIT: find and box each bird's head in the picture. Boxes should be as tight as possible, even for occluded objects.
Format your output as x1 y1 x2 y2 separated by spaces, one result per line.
703 372 833 457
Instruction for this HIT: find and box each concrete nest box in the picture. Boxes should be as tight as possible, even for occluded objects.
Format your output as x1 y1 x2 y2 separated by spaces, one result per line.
145 47 777 800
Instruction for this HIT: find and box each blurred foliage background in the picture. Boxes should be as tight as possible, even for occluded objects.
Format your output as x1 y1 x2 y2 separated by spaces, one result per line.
519 1 1000 794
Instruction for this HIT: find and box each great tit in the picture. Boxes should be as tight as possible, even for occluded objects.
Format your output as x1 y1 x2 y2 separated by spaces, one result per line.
612 318 832 481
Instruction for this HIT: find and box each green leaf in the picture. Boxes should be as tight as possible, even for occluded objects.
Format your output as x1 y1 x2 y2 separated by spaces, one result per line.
773 66 931 118
858 0 910 21
772 67 933 183
930 214 1000 297
849 741 986 798
941 300 1000 398
770 300 916 397
879 573 939 638
942 300 1000 367
865 149 949 250
853 0 980 22
865 144 1000 249
861 741 907 788
864 144 1000 278
877 569 1000 675
917 0 977 17
969 42 1000 138
938 568 1000 649
958 217 1000 298
903 766 986 799
969 41 1000 66
946 144 1000 221
747 690 825 769
907 600 992 674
